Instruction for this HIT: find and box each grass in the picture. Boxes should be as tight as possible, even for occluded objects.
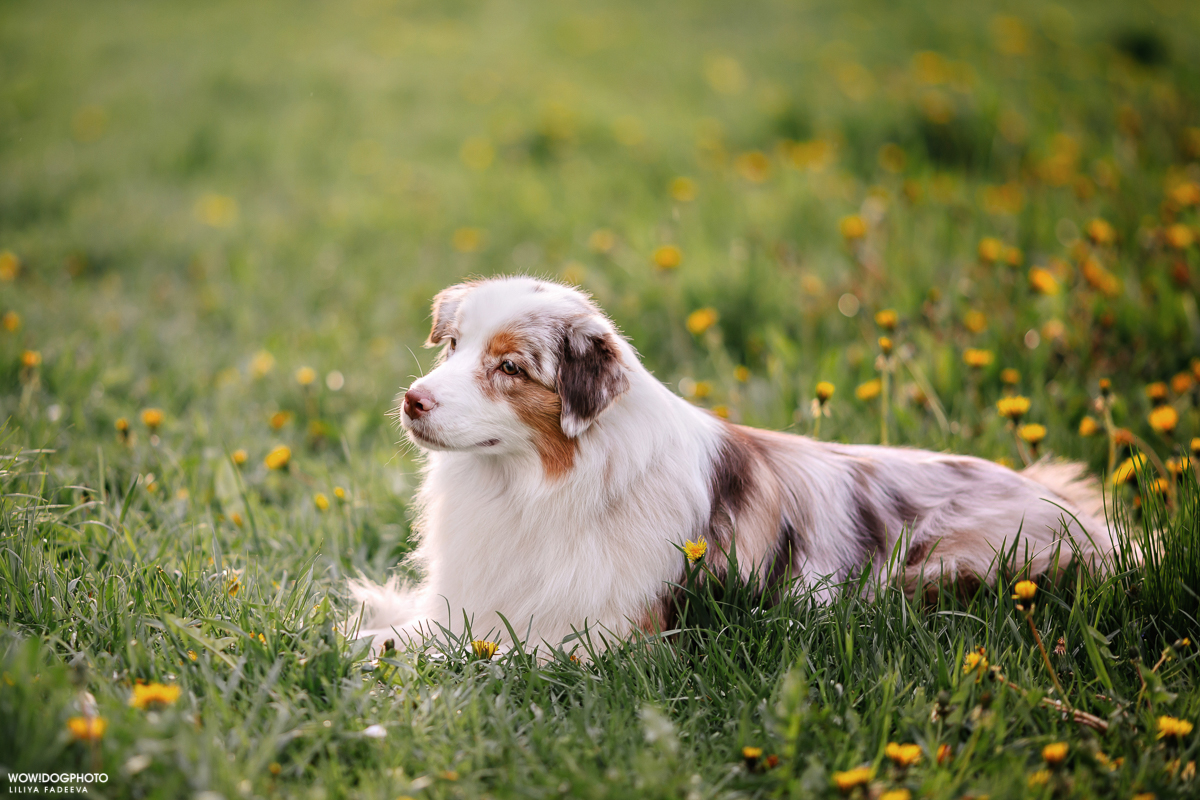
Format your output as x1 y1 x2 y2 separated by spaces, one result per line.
2 0 1200 796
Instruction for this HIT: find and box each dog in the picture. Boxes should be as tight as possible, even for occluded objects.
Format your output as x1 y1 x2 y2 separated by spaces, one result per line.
349 276 1117 652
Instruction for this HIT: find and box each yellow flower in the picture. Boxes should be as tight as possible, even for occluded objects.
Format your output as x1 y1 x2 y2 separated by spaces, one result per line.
996 396 1030 421
692 380 712 399
1157 716 1194 739
1001 368 1020 385
1149 406 1178 435
1193 438 1200 456
472 640 499 660
1112 454 1147 485
875 309 898 330
832 767 872 791
878 336 893 355
1086 218 1116 245
1171 181 1200 206
1171 372 1194 395
130 682 181 710
269 410 293 430
140 408 164 431
1167 457 1191 476
742 745 763 768
1018 424 1046 445
230 512 244 528
1146 382 1169 403
264 445 291 470
816 381 836 403
734 151 771 183
839 215 867 241
1 310 20 331
231 449 248 466
295 366 317 386
187 650 198 661
314 493 330 511
1165 223 1195 250
855 379 882 402
653 245 682 269
334 486 347 501
963 349 994 368
1042 742 1068 766
963 310 987 333
936 744 952 765
588 229 617 253
66 716 107 742
686 307 719 335
977 236 1005 263
880 791 911 800
683 538 708 563
250 350 275 378
115 417 130 433
1005 246 1024 266
1012 580 1037 600
962 647 988 673
734 366 750 382
1028 267 1060 295
885 742 922 767
1078 416 1098 437
0 250 21 281
1028 769 1050 787
20 349 42 368
670 177 697 202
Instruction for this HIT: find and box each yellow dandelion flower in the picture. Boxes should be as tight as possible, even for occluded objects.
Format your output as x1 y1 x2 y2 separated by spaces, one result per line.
295 366 317 386
1146 382 1169 403
140 408 164 431
1028 267 1060 295
734 151 771 182
936 744 952 765
878 336 893 355
686 307 719 335
1171 181 1200 207
885 742 922 767
66 716 107 742
1005 246 1024 266
187 650 198 661
670 177 697 202
21 350 42 368
1165 223 1195 250
0 251 22 281
1149 406 1178 435
693 380 712 399
231 449 248 466
996 396 1030 421
977 236 1005 263
1157 716 1194 739
588 229 617 253
230 512 244 528
875 309 898 330
264 445 291 470
880 791 911 800
269 410 293 430
742 746 763 768
1078 416 1098 437
1112 454 1147 485
472 640 499 660
712 405 729 418
334 486 347 501
1171 372 1194 395
130 682 181 710
1 310 19 331
963 348 994 368
1193 437 1200 456
1019 423 1046 445
1042 742 1068 766
115 417 130 433
269 763 282 776
962 647 988 673
816 381 836 403
1028 769 1051 787
839 215 867 241
1012 580 1037 600
832 767 872 792
734 366 750 382
683 538 708 563
963 310 987 333
1001 368 1020 385
1087 218 1116 245
855 379 882 401
314 493 330 511
1167 457 1190 476
653 245 683 270
250 350 275 378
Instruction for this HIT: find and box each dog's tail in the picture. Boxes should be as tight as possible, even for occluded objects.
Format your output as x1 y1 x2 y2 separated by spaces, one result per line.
1020 458 1136 567
345 574 422 642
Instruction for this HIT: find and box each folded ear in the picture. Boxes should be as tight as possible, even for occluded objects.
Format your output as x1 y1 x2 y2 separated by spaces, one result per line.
424 283 475 347
556 315 630 438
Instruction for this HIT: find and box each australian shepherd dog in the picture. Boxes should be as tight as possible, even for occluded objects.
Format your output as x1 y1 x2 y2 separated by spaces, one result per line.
349 276 1116 652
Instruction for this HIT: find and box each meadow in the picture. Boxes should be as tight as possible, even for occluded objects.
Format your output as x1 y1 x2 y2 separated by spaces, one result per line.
2 0 1199 796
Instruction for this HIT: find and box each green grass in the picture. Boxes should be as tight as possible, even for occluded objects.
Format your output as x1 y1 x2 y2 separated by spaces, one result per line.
2 0 1200 796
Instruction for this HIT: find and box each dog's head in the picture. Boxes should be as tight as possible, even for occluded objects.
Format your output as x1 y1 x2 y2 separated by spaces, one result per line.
398 277 631 475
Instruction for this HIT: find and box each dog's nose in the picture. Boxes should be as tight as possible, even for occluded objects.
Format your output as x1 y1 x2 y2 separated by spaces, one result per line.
403 387 437 420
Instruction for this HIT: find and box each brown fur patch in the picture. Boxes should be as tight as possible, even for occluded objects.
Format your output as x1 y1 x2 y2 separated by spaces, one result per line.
487 329 522 359
510 380 576 479
705 423 785 582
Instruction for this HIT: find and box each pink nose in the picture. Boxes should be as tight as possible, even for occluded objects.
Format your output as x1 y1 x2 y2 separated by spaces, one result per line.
403 387 436 420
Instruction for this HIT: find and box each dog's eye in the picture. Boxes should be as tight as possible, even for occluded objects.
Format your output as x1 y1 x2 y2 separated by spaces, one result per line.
499 360 520 376
448 338 457 352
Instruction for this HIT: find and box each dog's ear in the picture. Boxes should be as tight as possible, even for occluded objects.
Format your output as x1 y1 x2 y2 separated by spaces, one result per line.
556 315 630 438
425 283 474 347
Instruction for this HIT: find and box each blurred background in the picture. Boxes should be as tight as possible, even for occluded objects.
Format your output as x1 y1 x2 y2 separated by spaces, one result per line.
2 0 1199 574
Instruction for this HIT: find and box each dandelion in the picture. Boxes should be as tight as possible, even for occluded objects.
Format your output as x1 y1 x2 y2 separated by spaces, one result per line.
1028 769 1050 787
832 767 872 792
1019 424 1046 446
67 716 107 742
742 746 763 769
231 449 248 466
230 512 244 528
1146 382 1169 404
1040 742 1068 766
0 250 21 281
878 336 893 355
683 538 707 563
140 408 164 431
997 396 1030 421
187 650 198 661
1171 372 1194 395
130 682 181 710
875 309 898 330
1001 368 1020 385
653 245 682 270
963 647 988 674
250 350 275 378
977 236 1005 263
856 379 882 401
269 763 282 776
963 349 993 368
1157 716 1194 739
839 215 867 241
1171 181 1200 206
269 410 293 430
115 417 130 441
1112 454 1147 485
1012 580 1037 600
1165 223 1195 250
1004 246 1024 266
885 742 922 768
936 744 953 765
1167 457 1191 476
1193 438 1200 457
1028 267 1060 295
879 791 911 800
2 310 20 331
686 307 719 335
734 151 771 182
1149 406 1178 435
1078 416 1098 437
334 486 347 501
963 310 987 333
816 382 836 403
314 493 330 511
264 445 291 470
21 350 42 368
295 367 317 386
472 640 499 660
1086 218 1116 245
670 177 697 202
734 366 750 382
